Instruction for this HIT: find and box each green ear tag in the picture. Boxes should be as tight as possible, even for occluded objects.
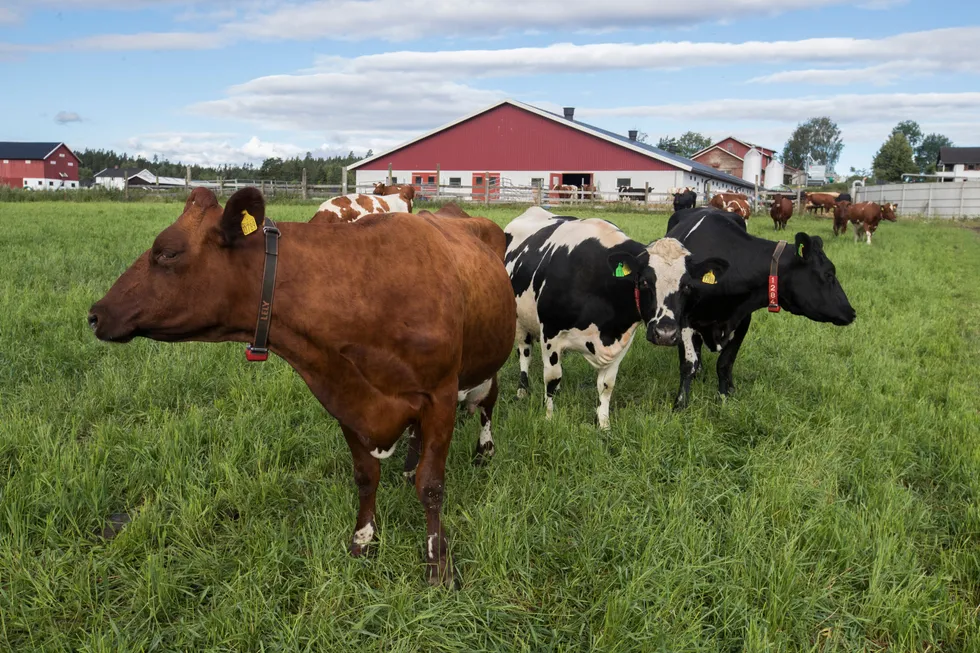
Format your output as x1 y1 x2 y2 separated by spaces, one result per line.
798 243 804 257
615 262 625 277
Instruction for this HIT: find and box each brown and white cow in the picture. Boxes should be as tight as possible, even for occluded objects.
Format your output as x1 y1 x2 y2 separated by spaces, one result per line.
769 195 793 230
312 192 411 223
709 193 751 220
832 200 851 237
87 187 516 587
848 201 897 245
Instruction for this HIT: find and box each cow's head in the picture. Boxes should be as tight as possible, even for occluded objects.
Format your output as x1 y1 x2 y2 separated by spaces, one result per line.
88 187 269 344
373 182 386 195
608 238 729 346
780 233 856 326
882 202 898 221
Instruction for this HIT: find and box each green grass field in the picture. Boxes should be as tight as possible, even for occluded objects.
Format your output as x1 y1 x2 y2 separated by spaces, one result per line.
2 200 979 652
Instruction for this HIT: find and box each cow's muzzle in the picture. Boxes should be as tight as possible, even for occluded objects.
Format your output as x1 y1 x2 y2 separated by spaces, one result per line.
647 322 679 346
88 303 137 343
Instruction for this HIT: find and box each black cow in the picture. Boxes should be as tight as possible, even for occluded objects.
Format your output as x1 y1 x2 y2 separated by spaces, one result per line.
673 189 697 212
504 206 728 428
664 208 856 409
618 186 645 201
836 192 852 203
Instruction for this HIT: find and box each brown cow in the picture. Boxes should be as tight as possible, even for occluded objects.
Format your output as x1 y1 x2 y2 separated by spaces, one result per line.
769 195 793 230
832 200 851 237
87 187 516 587
373 182 416 204
806 192 839 215
847 201 897 245
709 193 751 220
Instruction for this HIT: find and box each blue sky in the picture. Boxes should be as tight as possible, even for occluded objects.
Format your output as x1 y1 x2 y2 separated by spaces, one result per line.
2 0 978 173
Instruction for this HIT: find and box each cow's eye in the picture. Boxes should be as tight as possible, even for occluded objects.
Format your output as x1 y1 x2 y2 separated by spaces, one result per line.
156 250 180 263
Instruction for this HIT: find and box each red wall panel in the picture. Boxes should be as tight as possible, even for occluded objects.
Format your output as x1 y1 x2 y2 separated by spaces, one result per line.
357 104 678 172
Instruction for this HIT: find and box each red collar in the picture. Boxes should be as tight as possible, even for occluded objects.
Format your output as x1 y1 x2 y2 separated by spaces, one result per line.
768 240 788 313
634 285 642 317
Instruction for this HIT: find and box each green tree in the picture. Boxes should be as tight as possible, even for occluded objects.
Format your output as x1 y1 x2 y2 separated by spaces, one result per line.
892 120 923 150
872 132 915 182
656 136 680 154
782 117 844 170
677 132 712 157
915 133 953 173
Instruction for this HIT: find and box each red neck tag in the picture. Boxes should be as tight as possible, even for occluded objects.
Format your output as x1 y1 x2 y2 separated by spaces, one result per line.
768 275 780 312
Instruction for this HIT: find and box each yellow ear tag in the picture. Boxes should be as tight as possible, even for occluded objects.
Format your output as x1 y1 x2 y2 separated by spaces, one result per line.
701 270 717 285
621 262 632 276
241 210 257 236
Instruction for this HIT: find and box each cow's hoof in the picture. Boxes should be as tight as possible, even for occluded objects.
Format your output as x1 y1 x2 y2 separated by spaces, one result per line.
425 560 459 590
403 470 416 486
473 443 494 466
516 388 527 399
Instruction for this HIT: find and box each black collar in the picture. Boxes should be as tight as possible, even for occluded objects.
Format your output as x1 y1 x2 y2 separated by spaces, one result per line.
767 240 787 313
245 217 280 361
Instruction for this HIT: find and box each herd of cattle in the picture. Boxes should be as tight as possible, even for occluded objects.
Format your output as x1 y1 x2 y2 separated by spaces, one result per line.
89 183 870 587
668 187 898 246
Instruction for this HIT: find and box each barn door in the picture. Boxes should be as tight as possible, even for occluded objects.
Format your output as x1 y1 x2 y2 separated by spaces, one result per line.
549 173 562 201
412 171 437 198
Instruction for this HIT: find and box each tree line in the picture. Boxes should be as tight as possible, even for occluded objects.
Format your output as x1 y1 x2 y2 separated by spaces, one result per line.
74 149 372 185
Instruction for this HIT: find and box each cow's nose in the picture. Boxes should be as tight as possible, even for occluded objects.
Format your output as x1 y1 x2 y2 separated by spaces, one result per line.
657 326 679 343
87 312 99 330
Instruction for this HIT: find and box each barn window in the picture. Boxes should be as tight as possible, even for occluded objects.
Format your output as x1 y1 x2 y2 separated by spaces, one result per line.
2 160 7 164
474 176 483 185
531 178 543 188
49 181 54 186
68 162 73 166
25 160 31 164
50 160 56 164
616 178 631 187
414 175 422 184
449 177 461 187
59 153 65 157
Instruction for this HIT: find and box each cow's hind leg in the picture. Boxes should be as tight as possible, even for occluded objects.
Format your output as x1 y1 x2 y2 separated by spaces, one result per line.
459 377 497 465
516 329 535 399
541 336 564 420
341 425 381 557
415 384 458 588
674 327 702 410
717 314 752 399
403 425 421 485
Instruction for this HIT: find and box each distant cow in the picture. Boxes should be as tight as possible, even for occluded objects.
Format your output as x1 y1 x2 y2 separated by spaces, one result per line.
673 188 697 212
373 182 416 203
312 192 411 223
709 193 751 220
806 192 839 215
833 200 851 237
504 206 728 429
836 192 852 204
769 196 793 231
552 184 578 200
618 186 645 201
847 201 898 245
664 208 856 409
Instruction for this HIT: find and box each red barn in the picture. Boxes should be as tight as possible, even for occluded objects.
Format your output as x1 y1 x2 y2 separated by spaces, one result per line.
0 142 81 190
690 136 801 188
349 100 754 199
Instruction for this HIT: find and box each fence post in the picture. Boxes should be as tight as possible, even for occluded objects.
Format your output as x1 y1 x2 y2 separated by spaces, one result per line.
185 166 191 188
341 166 348 195
644 182 650 209
301 167 308 201
124 173 129 201
435 164 440 200
218 177 223 198
485 171 490 206
387 164 393 185
754 175 759 214
959 182 965 218
155 174 159 190
901 184 906 216
926 184 933 217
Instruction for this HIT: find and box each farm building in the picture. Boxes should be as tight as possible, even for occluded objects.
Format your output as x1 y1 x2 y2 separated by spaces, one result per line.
936 147 980 181
0 142 80 190
348 100 754 198
690 136 804 189
94 167 188 190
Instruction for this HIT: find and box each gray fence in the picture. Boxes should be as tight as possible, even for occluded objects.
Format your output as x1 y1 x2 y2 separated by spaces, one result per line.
854 182 980 219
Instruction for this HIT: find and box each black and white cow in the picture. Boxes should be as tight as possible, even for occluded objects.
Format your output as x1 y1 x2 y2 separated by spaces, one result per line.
504 206 729 429
664 208 856 409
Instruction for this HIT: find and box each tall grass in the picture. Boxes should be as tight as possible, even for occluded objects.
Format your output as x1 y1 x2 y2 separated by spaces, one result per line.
1 201 978 651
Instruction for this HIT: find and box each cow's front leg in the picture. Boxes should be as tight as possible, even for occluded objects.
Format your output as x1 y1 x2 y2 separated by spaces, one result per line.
674 327 701 410
516 329 535 399
594 341 634 430
541 337 563 420
416 384 458 588
717 314 752 398
341 425 382 557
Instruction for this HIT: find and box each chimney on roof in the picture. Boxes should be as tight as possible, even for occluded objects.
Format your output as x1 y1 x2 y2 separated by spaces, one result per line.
563 107 575 121
628 130 638 141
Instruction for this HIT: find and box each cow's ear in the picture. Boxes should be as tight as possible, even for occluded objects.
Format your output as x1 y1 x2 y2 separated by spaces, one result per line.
607 252 641 280
687 256 729 288
220 187 266 246
794 232 814 260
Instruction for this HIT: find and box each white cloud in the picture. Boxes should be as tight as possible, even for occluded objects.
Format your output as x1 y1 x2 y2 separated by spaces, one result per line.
55 111 82 124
